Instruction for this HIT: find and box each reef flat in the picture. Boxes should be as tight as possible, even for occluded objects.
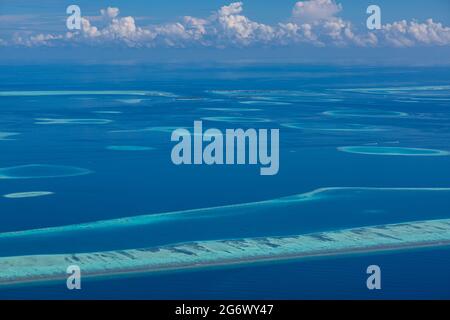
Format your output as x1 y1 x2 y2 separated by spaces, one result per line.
0 90 176 97
201 116 271 123
0 132 20 140
1 219 449 286
282 123 385 132
206 89 339 103
339 85 450 95
239 100 292 106
0 164 91 180
338 146 450 156
3 191 53 199
1 187 450 249
323 109 408 118
106 145 154 151
35 118 113 125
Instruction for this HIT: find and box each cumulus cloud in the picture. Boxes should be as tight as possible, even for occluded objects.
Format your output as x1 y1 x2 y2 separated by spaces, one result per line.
100 7 120 19
4 1 450 48
214 2 275 45
77 8 156 47
381 19 450 47
292 0 342 23
281 0 379 47
12 32 63 47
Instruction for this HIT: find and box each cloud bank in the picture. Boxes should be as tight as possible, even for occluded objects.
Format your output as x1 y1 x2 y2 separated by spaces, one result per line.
2 0 450 48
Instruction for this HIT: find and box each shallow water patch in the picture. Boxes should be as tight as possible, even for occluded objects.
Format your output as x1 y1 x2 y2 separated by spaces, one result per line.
35 118 113 125
0 90 176 97
338 146 450 156
0 164 91 179
282 123 386 132
323 109 407 118
106 146 155 151
239 101 292 106
3 191 54 199
202 116 270 123
0 132 20 140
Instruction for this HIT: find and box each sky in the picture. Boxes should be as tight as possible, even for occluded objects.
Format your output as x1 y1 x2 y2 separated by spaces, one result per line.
1 0 450 64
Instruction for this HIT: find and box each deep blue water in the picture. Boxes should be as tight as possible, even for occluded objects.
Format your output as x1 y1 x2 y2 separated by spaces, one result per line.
0 65 449 299
3 248 450 300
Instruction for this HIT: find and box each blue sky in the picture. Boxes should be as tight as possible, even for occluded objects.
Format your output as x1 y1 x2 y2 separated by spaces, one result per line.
1 0 450 64
2 0 449 24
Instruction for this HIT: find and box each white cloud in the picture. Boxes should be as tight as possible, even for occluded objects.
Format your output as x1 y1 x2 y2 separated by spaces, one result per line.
77 12 156 47
100 7 120 19
218 2 244 16
80 18 99 38
183 16 208 40
12 32 63 47
5 1 450 49
321 18 378 47
214 2 275 45
381 19 450 47
292 0 342 23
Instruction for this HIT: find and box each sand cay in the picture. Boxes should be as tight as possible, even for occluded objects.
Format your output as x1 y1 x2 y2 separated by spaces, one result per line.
0 218 449 286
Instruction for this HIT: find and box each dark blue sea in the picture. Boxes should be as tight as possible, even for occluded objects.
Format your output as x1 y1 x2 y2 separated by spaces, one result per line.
0 64 449 299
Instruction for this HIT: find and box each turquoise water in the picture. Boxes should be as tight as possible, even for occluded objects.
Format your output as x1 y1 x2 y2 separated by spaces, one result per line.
338 146 450 156
0 65 449 298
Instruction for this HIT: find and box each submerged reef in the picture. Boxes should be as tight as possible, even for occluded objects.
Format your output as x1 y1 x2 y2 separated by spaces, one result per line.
116 99 144 104
339 85 450 95
282 123 385 132
202 116 270 123
202 108 262 112
0 132 20 140
239 101 292 106
0 90 176 97
0 187 449 258
3 191 54 199
0 164 91 179
35 118 113 125
338 146 450 156
323 109 408 118
109 126 182 134
106 146 154 151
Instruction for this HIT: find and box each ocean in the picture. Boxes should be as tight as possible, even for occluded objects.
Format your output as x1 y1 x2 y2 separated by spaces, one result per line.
0 64 449 299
